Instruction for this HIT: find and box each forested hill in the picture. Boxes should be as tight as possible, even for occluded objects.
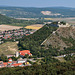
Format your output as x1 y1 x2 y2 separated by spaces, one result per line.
42 27 75 50
0 14 12 24
0 7 75 18
18 24 58 57
18 23 75 57
0 14 23 25
0 14 44 26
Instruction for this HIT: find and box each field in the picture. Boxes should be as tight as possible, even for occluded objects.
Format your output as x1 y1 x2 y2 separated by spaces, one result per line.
25 24 43 30
52 17 75 25
0 25 22 31
16 18 38 20
44 18 53 20
0 42 19 55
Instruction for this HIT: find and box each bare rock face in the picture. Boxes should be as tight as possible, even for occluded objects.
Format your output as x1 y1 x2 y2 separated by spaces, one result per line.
41 27 75 50
41 11 61 16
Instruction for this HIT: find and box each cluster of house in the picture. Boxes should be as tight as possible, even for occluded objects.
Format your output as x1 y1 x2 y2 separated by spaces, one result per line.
0 58 30 68
0 28 35 44
0 50 32 68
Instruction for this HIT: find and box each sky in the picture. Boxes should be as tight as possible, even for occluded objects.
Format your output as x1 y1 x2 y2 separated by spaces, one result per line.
0 0 75 8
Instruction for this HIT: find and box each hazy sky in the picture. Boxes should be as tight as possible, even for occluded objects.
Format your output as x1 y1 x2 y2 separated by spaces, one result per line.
0 0 75 8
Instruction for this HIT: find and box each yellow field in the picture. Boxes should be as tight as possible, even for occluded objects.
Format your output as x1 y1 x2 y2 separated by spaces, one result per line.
25 24 43 30
44 18 53 20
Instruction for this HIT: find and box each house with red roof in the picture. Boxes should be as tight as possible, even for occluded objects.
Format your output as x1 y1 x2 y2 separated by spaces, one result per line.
12 63 23 67
3 62 8 67
8 62 12 65
19 50 32 57
8 58 12 62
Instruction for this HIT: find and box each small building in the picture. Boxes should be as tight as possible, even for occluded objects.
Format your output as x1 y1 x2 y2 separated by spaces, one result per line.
12 63 23 67
17 59 27 63
8 62 12 65
0 61 3 64
19 50 32 57
3 62 8 67
8 58 12 62
12 61 17 64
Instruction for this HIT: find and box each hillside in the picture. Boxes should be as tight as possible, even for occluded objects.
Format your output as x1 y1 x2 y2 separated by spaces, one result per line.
0 42 18 55
0 7 75 18
18 23 75 57
0 14 12 24
18 24 58 57
0 14 44 27
42 27 75 50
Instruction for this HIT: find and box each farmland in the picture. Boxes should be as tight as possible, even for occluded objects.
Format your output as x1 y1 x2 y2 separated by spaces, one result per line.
0 25 22 31
25 24 43 30
52 17 75 25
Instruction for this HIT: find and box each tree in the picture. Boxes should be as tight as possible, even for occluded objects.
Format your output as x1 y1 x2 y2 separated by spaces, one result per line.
0 54 8 62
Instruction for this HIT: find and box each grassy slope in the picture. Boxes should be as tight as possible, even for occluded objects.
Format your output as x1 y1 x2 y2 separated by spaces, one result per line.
0 42 18 55
42 27 75 50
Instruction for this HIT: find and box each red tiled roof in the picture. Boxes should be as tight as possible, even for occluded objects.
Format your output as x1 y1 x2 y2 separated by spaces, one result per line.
28 53 32 55
19 50 30 53
26 34 29 36
12 63 22 67
8 62 12 63
18 63 22 65
20 53 25 56
3 62 8 65
8 58 12 60
12 64 18 67
19 50 32 56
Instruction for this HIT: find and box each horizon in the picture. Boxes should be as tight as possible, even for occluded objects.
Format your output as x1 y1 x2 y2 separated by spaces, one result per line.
0 5 75 9
0 0 75 8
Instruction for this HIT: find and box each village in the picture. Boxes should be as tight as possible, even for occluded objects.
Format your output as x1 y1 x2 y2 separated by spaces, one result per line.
0 25 42 68
0 22 74 69
0 50 37 68
0 28 36 44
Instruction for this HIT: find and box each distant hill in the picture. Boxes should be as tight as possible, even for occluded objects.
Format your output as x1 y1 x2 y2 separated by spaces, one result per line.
0 14 44 27
0 14 21 25
0 7 75 18
0 14 12 24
